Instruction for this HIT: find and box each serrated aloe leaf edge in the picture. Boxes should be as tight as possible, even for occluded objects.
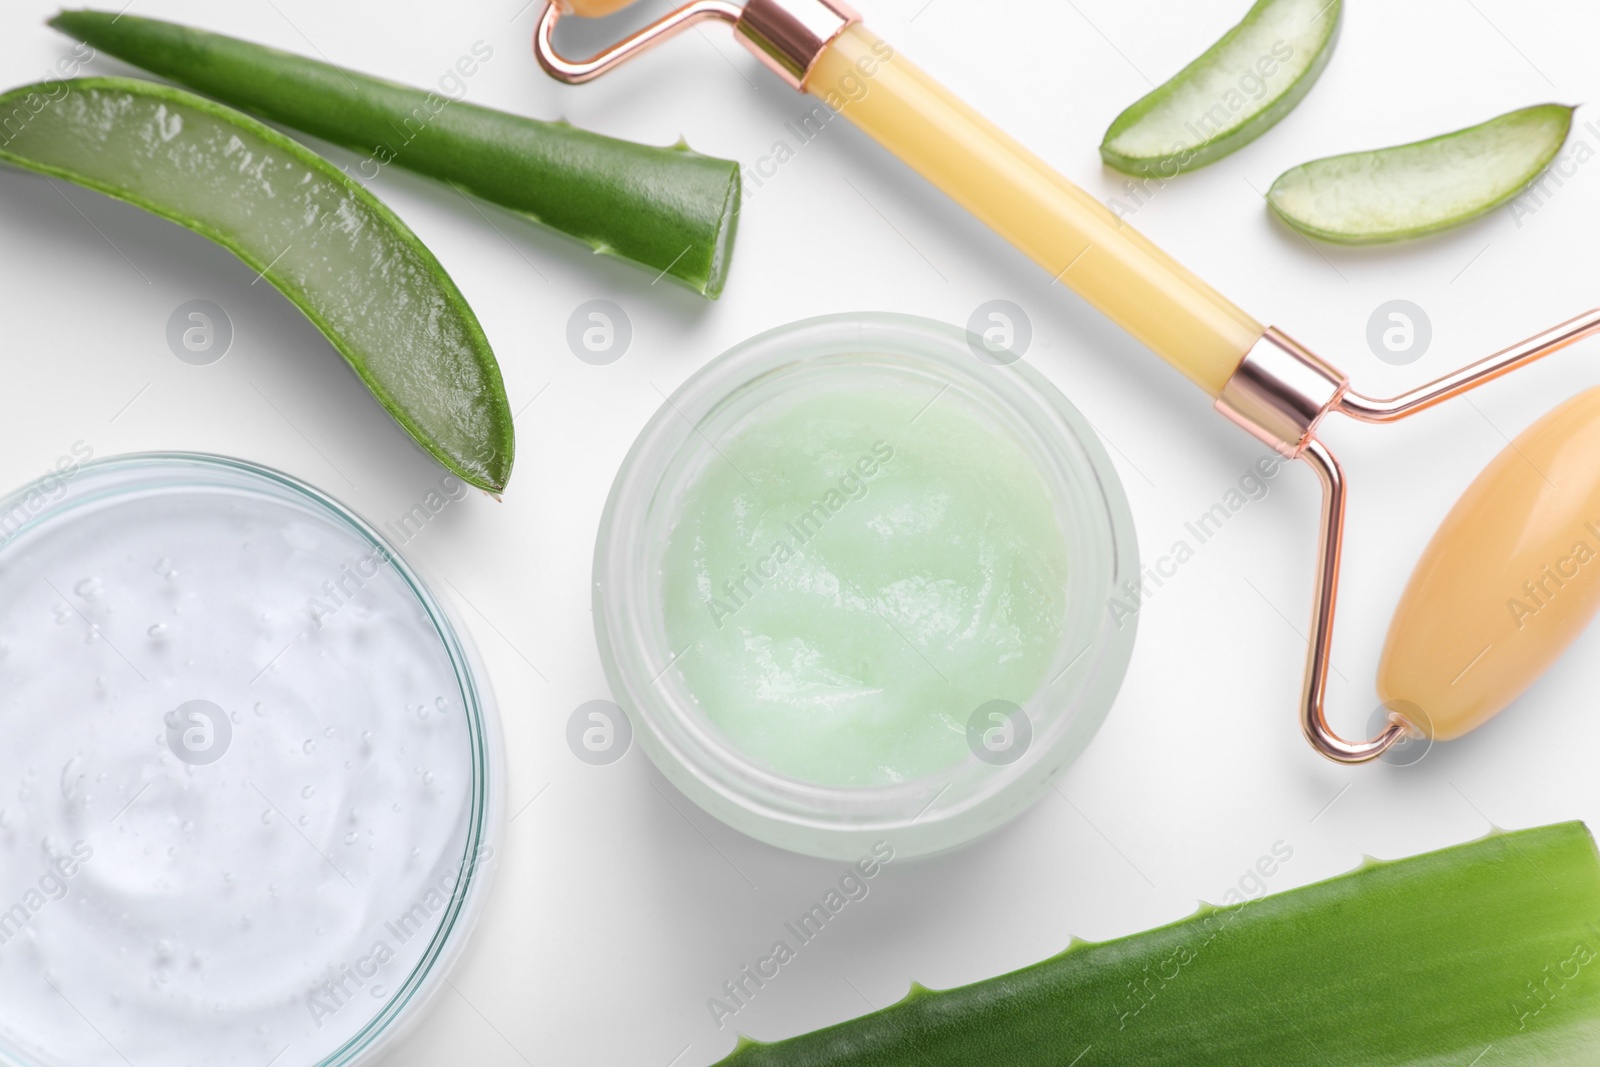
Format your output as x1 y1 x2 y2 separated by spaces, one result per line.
717 823 1600 1066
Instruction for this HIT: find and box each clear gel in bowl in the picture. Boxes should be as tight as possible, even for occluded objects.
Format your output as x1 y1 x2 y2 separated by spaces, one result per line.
0 453 500 1067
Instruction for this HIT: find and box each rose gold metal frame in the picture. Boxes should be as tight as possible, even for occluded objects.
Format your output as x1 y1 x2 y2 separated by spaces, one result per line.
1218 310 1600 763
1338 309 1600 424
534 0 859 91
534 1 742 84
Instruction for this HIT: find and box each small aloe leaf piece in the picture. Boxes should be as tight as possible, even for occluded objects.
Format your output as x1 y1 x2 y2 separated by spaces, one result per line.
717 823 1600 1066
1268 104 1576 244
0 77 514 492
49 9 742 298
1100 0 1341 177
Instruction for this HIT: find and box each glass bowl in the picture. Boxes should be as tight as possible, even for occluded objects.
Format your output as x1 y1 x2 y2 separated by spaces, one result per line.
0 453 501 1067
593 313 1138 860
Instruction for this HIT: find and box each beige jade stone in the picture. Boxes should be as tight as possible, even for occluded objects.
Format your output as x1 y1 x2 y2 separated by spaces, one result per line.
1379 386 1600 740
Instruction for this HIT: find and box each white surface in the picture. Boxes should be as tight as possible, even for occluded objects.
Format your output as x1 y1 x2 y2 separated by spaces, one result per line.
2 1 1598 1063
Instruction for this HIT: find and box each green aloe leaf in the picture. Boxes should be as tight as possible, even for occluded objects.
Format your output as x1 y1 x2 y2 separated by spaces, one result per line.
49 8 741 298
1100 0 1341 177
718 823 1600 1065
1268 104 1575 243
0 77 514 492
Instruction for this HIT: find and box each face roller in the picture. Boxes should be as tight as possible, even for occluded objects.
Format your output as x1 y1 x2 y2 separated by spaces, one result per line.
535 0 1600 764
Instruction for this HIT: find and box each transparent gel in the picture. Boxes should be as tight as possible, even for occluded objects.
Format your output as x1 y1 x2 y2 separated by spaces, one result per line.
660 386 1070 787
0 455 498 1067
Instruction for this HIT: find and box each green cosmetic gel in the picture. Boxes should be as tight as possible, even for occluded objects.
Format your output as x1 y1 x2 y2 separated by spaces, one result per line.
660 384 1070 787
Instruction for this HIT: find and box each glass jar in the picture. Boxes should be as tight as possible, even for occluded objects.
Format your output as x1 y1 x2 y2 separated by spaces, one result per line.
593 314 1137 860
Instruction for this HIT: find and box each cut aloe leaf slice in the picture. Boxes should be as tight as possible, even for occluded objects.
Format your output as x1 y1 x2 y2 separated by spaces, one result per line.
0 77 514 492
1267 104 1575 244
717 823 1600 1065
1100 0 1341 177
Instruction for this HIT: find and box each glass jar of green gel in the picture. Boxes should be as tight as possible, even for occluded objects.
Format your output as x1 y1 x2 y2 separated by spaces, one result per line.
594 314 1137 859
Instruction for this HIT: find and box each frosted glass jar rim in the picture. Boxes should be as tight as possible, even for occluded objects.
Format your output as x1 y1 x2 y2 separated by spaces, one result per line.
593 314 1138 860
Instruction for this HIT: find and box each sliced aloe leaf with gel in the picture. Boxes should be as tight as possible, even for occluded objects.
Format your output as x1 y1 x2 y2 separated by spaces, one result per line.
1100 0 1341 177
0 77 514 492
717 823 1600 1065
1268 104 1576 244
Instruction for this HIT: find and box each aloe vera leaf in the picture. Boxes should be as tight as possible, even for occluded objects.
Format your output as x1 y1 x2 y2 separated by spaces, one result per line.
0 77 514 492
1267 104 1575 244
718 823 1600 1066
48 9 741 298
1099 0 1340 177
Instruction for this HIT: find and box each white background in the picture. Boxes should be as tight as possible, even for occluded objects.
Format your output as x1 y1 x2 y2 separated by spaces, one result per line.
4 1 1600 1064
